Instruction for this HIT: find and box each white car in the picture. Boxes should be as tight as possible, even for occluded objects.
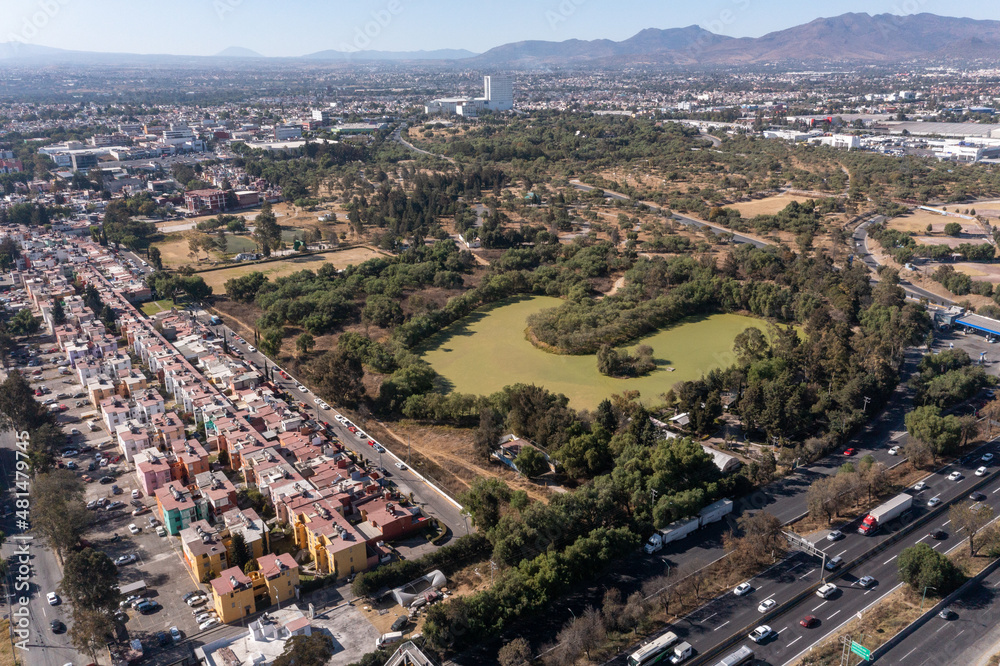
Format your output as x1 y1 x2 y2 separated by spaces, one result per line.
947 471 962 481
757 598 776 613
983 453 994 463
47 592 60 605
296 385 308 393
187 596 208 607
734 582 752 597
826 530 844 541
857 576 876 588
913 481 927 491
335 415 347 423
198 618 220 631
888 446 900 456
927 496 942 507
816 583 838 599
395 462 406 470
319 402 330 410
128 523 140 535
313 397 322 404
247 345 256 352
749 625 773 644
977 466 988 477
356 431 367 439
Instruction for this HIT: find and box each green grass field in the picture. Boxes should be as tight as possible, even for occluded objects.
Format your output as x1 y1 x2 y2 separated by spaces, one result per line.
141 299 176 316
420 296 770 410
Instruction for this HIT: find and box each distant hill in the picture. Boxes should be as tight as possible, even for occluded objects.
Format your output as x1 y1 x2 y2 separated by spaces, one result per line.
472 13 1000 67
215 46 264 58
302 48 477 61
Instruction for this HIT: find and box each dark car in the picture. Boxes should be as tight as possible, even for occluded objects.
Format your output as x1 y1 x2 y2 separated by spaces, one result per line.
930 529 948 540
800 615 819 628
390 616 408 632
939 607 956 620
156 631 171 647
99 476 115 484
50 619 65 633
111 485 123 495
135 600 159 614
970 492 987 502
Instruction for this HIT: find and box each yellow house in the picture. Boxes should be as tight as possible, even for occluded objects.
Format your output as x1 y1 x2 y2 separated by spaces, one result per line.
289 497 368 579
181 521 229 583
211 567 255 623
210 554 300 624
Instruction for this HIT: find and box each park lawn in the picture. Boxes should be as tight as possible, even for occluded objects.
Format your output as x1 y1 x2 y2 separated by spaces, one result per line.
141 299 176 316
201 247 385 294
419 296 772 410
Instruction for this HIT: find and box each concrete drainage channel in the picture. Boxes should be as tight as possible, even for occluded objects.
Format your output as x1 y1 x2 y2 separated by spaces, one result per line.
687 467 1000 666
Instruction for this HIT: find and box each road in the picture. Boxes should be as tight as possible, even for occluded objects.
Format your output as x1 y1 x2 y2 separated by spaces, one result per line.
611 438 1000 666
853 217 953 306
568 180 770 249
876 553 1000 666
190 309 468 538
0 429 90 666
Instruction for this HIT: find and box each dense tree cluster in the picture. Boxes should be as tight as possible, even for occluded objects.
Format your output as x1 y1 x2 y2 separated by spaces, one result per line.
596 343 655 378
912 349 993 408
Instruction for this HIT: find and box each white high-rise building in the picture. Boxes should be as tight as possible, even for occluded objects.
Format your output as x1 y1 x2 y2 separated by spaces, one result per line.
483 75 513 111
425 74 514 116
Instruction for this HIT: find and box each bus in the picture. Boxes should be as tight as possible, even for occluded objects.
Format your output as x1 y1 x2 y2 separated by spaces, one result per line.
714 645 754 666
627 631 679 666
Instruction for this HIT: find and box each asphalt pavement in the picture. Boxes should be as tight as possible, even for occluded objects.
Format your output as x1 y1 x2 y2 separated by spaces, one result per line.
612 437 1000 666
853 217 953 306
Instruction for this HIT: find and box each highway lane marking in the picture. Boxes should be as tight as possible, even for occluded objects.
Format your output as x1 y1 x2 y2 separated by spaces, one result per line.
992 486 1000 494
698 613 717 624
943 520 951 526
787 636 801 647
835 550 847 558
916 535 929 543
764 593 776 601
885 555 898 564
800 569 816 579
777 626 788 634
812 601 828 612
714 621 730 631
827 610 841 620
901 647 920 662
935 623 949 633
933 542 942 549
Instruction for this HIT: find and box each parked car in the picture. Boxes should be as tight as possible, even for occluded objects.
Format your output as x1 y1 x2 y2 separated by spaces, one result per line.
135 600 159 614
156 631 171 647
170 626 182 642
50 620 66 633
395 462 407 470
187 596 208 607
115 553 137 566
132 507 149 516
111 485 123 495
182 591 203 602
46 592 60 605
195 612 215 624
199 618 220 630
390 616 408 632
99 475 115 484
128 523 141 535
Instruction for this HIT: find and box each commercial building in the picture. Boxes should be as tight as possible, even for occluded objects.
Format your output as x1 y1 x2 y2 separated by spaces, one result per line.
425 75 514 116
184 189 226 214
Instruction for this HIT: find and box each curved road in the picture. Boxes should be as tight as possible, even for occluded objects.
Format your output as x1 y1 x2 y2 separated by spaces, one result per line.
391 125 456 165
853 216 954 305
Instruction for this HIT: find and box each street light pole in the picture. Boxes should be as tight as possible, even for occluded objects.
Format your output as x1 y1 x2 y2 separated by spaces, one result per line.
921 585 938 610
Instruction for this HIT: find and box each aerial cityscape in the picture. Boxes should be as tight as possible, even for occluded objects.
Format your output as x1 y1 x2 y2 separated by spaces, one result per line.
5 2 1000 666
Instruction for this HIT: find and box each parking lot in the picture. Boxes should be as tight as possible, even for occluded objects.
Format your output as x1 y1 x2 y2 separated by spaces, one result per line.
14 339 216 656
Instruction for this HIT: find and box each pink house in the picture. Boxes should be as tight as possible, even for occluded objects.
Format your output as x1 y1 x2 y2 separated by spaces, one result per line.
135 450 173 496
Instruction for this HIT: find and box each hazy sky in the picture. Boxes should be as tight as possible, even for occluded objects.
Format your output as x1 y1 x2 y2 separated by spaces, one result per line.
3 0 999 57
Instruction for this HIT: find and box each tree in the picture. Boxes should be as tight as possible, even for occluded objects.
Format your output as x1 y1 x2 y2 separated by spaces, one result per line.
724 511 785 574
514 445 549 478
905 405 963 458
308 349 365 407
51 298 66 326
69 608 117 663
459 478 511 530
259 328 284 357
225 271 268 304
253 201 281 257
230 532 251 571
272 632 334 666
148 246 163 271
0 237 21 270
473 406 503 460
60 548 120 612
950 501 995 556
362 294 404 329
295 332 315 357
27 422 65 473
7 308 39 336
944 222 963 237
897 543 964 594
498 637 533 666
30 470 91 562
0 370 53 432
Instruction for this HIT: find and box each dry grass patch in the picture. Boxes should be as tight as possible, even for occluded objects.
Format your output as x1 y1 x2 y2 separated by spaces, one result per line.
199 247 386 294
727 194 818 217
0 619 13 666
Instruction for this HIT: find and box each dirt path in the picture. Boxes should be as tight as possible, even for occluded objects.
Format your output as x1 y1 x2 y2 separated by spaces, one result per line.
599 275 626 300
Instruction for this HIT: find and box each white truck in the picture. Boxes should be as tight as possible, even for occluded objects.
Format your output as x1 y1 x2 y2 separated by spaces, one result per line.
645 517 702 554
858 493 913 535
698 499 734 528
669 641 694 664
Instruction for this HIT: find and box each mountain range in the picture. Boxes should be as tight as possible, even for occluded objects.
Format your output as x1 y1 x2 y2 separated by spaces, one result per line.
0 13 997 67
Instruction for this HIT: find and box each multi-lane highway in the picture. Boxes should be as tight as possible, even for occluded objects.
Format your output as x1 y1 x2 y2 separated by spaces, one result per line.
612 438 1000 666
189 308 468 537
